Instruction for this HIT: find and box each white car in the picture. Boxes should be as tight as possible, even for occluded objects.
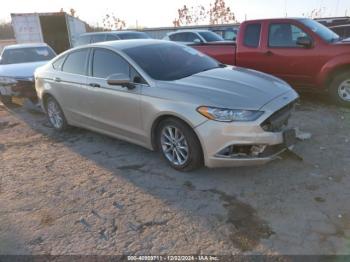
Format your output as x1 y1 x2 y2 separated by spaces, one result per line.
0 43 56 105
163 30 225 45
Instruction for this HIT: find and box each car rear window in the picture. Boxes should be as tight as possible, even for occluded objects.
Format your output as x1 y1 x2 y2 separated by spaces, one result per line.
244 23 261 48
1 46 56 65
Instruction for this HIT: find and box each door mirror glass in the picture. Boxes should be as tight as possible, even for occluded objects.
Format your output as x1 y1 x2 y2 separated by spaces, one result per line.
193 38 202 44
107 73 133 88
296 36 313 48
0 56 2 64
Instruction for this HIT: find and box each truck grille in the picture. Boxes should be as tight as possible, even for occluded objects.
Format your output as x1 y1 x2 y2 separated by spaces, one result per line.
261 102 295 132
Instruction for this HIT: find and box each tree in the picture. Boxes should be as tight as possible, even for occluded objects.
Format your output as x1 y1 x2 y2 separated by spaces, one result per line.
102 13 126 30
173 0 235 27
302 7 326 19
173 5 207 27
0 22 14 40
208 0 235 24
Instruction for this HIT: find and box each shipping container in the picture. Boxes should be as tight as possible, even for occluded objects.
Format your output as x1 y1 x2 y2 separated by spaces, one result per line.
11 12 86 53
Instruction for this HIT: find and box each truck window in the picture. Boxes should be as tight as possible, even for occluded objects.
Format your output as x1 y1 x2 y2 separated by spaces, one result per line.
269 23 309 47
244 24 261 48
62 49 89 75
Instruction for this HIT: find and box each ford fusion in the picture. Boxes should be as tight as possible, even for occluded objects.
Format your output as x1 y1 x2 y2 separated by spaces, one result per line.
0 43 56 105
35 40 299 171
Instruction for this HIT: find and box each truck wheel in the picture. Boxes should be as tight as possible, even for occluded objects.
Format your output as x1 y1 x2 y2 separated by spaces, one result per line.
157 118 203 172
46 97 68 131
330 71 350 107
0 95 13 106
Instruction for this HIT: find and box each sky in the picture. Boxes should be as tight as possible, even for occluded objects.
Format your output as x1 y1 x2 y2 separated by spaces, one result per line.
0 0 349 27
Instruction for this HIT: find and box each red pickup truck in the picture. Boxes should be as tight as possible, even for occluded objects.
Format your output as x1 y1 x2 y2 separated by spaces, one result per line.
191 18 350 106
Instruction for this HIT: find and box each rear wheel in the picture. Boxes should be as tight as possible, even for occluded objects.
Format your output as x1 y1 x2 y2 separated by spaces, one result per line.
0 95 12 106
46 97 68 131
157 118 203 172
329 72 350 107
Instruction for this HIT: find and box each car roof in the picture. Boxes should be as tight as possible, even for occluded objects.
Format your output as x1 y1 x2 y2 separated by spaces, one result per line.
80 31 146 37
242 17 309 23
169 29 212 34
3 43 49 50
85 39 172 51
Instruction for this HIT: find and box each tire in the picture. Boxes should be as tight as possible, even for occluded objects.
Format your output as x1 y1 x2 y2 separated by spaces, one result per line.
157 118 203 172
45 96 68 131
0 95 12 106
329 71 350 107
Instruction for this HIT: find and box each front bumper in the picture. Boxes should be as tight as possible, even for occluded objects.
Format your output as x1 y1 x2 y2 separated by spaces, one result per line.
195 90 299 168
0 80 36 99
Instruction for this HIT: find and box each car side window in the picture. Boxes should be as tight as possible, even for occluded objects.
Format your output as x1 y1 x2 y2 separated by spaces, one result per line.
186 33 201 42
52 55 67 71
76 35 91 45
91 34 106 43
92 48 130 79
169 33 188 42
244 23 261 48
106 34 119 41
62 49 89 75
269 23 310 48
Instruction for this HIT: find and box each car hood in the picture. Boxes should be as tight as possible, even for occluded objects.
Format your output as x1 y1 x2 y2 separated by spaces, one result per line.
158 66 294 110
0 61 48 79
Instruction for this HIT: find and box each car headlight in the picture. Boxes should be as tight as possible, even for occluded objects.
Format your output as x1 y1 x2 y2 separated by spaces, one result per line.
0 76 17 85
197 106 264 122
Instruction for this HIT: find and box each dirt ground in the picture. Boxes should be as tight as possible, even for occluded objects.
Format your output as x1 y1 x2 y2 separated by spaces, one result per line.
0 96 349 255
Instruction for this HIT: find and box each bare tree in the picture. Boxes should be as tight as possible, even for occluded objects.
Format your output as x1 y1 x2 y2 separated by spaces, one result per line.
208 0 235 24
173 5 207 27
0 22 14 39
173 0 235 27
302 7 326 18
102 13 126 30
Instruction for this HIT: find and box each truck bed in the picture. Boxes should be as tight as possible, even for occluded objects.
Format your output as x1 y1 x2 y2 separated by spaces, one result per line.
190 41 237 65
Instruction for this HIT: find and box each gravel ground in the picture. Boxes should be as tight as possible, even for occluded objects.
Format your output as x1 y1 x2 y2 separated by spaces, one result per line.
0 96 349 255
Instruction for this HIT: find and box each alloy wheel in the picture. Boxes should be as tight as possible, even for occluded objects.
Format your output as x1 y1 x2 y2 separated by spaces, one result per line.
47 99 64 129
338 79 350 102
160 126 189 166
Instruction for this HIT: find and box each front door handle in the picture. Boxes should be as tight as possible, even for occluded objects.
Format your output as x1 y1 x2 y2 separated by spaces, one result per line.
89 83 101 88
53 77 61 82
265 50 274 56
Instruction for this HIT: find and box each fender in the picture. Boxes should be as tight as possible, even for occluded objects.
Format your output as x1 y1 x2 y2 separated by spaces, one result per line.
317 54 350 88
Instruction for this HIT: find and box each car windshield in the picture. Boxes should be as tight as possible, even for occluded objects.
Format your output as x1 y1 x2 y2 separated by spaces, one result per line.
299 19 340 43
118 32 151 40
123 43 220 81
198 31 224 42
1 46 56 65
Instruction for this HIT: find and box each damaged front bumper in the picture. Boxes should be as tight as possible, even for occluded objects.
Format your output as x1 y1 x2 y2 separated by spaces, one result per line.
0 78 37 100
195 90 299 168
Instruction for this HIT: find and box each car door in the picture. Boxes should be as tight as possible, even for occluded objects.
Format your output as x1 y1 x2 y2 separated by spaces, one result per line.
261 22 319 88
84 47 145 144
51 48 90 123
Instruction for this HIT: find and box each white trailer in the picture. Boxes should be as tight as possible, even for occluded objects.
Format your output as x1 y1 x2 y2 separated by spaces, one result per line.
11 12 86 53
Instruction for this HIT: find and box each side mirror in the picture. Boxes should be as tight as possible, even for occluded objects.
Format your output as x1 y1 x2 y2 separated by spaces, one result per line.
0 56 2 65
193 38 202 44
296 36 313 48
107 73 134 89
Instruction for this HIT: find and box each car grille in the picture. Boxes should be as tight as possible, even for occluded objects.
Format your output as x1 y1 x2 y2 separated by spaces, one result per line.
261 101 295 132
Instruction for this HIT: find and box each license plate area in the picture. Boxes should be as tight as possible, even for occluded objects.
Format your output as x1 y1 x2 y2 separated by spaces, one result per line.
283 129 297 147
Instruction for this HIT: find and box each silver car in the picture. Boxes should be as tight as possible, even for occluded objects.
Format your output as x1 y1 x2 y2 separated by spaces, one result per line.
35 40 299 171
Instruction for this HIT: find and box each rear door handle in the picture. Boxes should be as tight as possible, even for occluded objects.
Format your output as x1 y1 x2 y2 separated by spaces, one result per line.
89 83 101 88
53 77 61 82
265 51 274 56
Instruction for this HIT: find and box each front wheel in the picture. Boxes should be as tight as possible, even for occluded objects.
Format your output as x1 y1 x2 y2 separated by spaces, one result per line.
0 95 12 106
329 72 350 107
46 97 68 131
157 118 203 172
